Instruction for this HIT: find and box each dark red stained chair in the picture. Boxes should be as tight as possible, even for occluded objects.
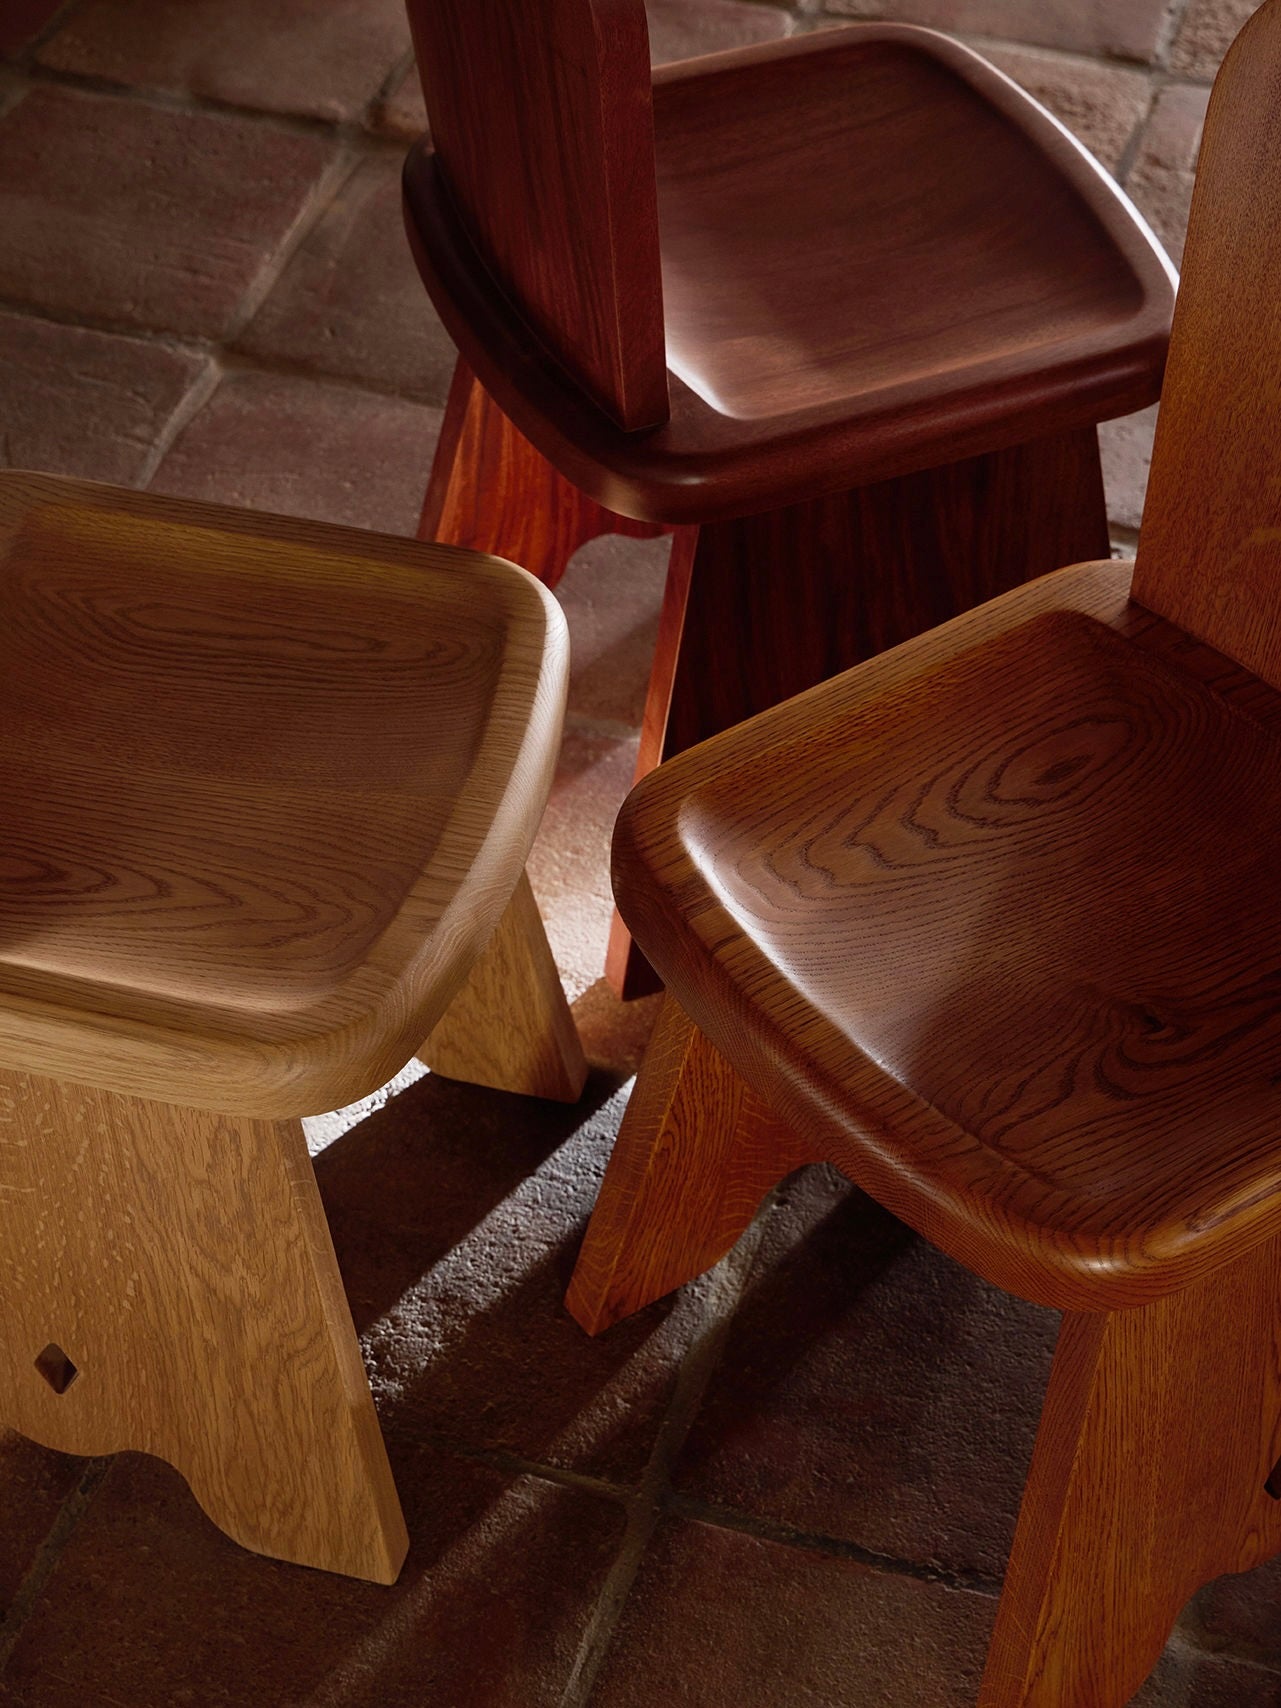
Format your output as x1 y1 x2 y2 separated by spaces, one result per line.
567 3 1281 1702
401 1 1175 994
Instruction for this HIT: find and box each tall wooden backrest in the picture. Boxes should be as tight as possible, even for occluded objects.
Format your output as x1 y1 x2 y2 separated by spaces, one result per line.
405 0 669 433
1132 0 1281 688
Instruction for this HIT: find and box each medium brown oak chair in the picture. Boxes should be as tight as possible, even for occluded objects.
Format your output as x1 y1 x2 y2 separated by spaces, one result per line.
567 3 1281 1701
401 0 1176 996
0 473 586 1584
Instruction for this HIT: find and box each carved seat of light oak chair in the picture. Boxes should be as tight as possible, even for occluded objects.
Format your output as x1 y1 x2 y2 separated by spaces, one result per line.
0 472 585 1586
568 3 1281 1701
401 7 1175 995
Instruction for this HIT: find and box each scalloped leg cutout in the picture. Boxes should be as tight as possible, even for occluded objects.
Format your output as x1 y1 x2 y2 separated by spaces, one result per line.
0 1069 407 1584
982 1228 1281 1706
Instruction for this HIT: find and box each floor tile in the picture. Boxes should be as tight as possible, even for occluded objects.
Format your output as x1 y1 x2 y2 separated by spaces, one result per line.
1124 82 1211 267
371 0 792 139
0 0 65 57
0 1444 624 1707
0 311 208 485
821 0 1174 62
981 42 1151 171
528 728 641 1001
1169 0 1261 79
237 152 457 405
37 0 410 122
0 86 335 339
149 368 440 533
589 1515 994 1706
672 1168 1057 1582
317 1068 714 1484
646 0 791 61
1187 1553 1281 1669
557 533 671 731
1100 402 1158 534
0 1432 86 1617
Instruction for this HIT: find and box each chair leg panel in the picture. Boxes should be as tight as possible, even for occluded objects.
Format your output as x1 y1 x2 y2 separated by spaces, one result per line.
566 996 818 1334
981 1229 1281 1707
0 1070 407 1584
420 869 587 1102
606 426 1110 998
419 358 664 582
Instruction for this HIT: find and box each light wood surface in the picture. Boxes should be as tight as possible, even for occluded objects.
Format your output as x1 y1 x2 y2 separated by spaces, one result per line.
421 871 587 1101
0 471 580 1582
0 472 572 1118
0 1069 407 1582
570 5 1281 1696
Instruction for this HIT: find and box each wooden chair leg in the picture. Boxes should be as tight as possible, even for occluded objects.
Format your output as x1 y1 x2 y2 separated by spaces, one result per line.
419 357 665 583
981 1228 1281 1707
566 995 818 1334
606 425 1110 998
420 869 588 1102
0 1070 407 1584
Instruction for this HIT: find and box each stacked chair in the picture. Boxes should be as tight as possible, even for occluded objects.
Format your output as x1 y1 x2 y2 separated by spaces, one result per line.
400 0 1176 994
568 2 1281 1702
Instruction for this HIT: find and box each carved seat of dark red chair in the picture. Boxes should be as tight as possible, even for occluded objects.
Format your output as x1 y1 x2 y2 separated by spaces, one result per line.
567 4 1281 1702
400 1 1175 997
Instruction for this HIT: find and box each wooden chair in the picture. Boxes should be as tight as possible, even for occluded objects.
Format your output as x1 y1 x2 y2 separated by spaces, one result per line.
0 473 586 1585
400 0 1177 997
567 3 1281 1699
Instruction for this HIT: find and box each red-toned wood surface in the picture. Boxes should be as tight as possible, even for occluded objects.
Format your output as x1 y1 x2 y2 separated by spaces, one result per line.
571 8 1281 1699
403 0 667 432
403 24 1173 524
1132 0 1281 691
608 561 1281 1311
605 425 1110 997
420 360 667 584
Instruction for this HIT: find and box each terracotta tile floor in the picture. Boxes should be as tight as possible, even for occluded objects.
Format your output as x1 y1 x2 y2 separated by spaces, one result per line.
0 1 1276 1703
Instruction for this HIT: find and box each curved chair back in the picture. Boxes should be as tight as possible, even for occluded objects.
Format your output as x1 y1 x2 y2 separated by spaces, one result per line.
1134 0 1281 688
404 0 670 432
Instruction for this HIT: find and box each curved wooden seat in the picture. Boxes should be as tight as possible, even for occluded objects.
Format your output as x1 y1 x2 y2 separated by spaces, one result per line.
604 560 1281 1311
0 473 585 1588
568 5 1281 1702
0 473 581 1117
406 28 1171 522
400 4 1175 997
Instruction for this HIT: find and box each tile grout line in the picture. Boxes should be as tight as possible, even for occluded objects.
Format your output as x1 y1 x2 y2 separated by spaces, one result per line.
557 1214 777 1708
0 1457 110 1675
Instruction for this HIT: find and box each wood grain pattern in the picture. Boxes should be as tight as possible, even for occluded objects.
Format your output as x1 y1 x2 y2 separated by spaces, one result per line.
1133 0 1281 689
572 10 1281 1697
419 360 668 584
605 427 1110 997
981 1228 1281 1705
0 1069 407 1583
611 561 1281 1311
421 871 587 1101
404 0 668 431
567 993 816 1332
403 23 1173 524
0 473 573 1118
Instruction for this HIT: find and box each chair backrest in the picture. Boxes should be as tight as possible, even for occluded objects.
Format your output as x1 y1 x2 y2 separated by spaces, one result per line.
1132 0 1281 689
405 0 669 433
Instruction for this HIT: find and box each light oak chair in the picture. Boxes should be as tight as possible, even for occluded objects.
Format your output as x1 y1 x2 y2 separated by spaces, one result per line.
400 0 1176 996
0 473 585 1585
568 3 1281 1699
